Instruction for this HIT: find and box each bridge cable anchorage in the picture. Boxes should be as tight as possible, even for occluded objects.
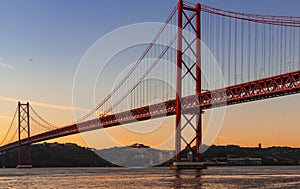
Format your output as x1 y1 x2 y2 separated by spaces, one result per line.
0 107 17 146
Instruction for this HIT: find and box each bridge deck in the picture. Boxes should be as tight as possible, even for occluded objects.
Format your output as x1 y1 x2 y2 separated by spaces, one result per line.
1 70 300 151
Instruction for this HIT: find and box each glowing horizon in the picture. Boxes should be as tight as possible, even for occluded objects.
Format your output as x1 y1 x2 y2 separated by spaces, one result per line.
0 0 299 151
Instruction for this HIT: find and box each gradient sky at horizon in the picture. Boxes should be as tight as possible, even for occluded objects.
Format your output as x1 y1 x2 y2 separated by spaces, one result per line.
0 0 300 149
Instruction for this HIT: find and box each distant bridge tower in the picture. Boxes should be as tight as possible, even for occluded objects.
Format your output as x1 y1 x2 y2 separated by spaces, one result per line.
17 102 32 168
173 1 205 169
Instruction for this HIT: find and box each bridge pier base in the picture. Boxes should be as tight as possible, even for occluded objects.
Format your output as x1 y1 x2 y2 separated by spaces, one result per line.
17 144 32 168
170 162 206 170
17 164 33 168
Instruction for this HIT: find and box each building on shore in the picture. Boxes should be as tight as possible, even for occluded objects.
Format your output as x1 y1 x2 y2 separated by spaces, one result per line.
227 157 262 166
204 157 262 166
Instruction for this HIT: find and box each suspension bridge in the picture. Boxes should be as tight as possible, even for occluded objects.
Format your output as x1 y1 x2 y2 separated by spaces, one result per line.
0 1 300 169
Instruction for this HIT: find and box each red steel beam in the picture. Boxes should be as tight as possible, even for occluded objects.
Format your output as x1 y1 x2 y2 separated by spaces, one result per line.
1 70 300 151
195 2 201 162
175 0 183 162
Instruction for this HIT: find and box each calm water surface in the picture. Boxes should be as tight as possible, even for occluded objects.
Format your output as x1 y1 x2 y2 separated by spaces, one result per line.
0 166 299 188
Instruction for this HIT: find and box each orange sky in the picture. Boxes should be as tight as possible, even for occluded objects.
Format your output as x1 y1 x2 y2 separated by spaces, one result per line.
1 93 298 150
0 0 299 152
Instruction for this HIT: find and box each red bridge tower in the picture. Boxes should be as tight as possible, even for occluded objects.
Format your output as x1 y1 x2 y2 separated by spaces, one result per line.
17 102 32 168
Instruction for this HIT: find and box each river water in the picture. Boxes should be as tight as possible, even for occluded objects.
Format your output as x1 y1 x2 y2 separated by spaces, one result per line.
0 166 299 188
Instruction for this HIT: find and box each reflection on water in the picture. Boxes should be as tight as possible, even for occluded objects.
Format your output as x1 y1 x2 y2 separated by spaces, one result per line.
0 166 299 188
174 170 203 188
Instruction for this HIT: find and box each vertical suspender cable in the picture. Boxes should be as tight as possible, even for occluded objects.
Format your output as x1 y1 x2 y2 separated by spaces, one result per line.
234 18 237 84
284 26 287 72
248 20 251 82
228 18 231 86
298 27 300 70
222 16 225 83
241 20 244 83
216 14 220 88
280 26 283 74
290 25 293 71
262 23 266 78
268 24 273 76
254 23 257 80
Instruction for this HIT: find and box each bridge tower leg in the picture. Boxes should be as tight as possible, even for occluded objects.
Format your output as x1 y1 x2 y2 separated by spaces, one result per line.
1 151 5 168
17 102 32 168
172 1 205 169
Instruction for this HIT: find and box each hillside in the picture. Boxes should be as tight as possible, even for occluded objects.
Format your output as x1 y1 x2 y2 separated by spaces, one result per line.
1 143 300 167
202 145 300 165
1 143 116 168
96 144 174 167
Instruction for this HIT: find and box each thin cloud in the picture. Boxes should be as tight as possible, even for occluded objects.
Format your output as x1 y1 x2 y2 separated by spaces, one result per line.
0 114 12 120
0 96 89 112
0 61 15 70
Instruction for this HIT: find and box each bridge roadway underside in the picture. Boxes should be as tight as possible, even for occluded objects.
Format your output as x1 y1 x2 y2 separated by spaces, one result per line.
1 70 300 151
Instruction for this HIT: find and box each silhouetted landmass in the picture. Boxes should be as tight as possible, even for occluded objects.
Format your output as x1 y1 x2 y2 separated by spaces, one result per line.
202 145 300 165
96 144 174 167
1 143 299 168
160 145 300 166
1 142 117 168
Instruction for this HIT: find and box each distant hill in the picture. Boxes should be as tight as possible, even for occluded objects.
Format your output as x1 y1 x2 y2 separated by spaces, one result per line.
202 145 300 165
95 143 174 167
1 143 299 167
93 144 300 166
1 143 117 168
